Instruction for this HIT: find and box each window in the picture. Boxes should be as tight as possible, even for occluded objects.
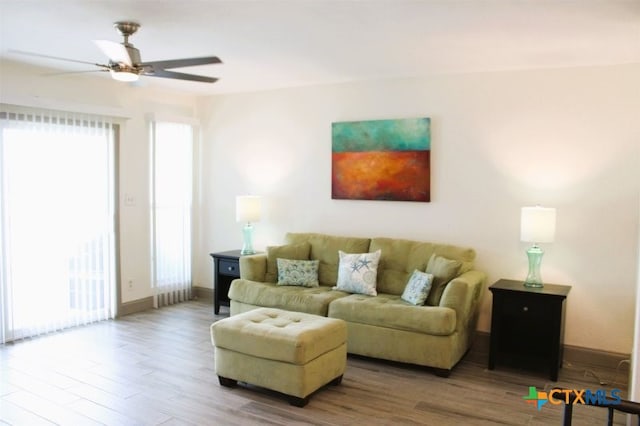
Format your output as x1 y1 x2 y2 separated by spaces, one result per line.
150 121 193 307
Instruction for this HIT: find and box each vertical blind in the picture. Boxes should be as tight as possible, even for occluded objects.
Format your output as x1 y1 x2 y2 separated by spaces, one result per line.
0 106 117 343
150 121 193 307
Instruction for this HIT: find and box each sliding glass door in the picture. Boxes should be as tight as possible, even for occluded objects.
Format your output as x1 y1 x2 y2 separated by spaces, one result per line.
0 107 117 343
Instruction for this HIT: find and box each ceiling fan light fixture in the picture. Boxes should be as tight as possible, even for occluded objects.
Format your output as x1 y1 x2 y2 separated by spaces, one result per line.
110 69 139 82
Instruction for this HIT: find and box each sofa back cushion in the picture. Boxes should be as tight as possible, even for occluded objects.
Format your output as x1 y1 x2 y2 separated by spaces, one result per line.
286 233 371 286
370 237 476 295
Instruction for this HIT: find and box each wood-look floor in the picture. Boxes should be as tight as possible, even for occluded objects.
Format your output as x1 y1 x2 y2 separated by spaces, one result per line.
0 300 631 425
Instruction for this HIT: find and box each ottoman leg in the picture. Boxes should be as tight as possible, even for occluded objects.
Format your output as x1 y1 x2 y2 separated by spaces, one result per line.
433 368 451 378
218 376 237 387
288 395 309 408
330 375 343 386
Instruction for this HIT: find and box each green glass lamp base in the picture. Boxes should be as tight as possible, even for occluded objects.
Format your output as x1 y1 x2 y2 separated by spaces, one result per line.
524 280 544 288
240 223 255 255
524 245 544 288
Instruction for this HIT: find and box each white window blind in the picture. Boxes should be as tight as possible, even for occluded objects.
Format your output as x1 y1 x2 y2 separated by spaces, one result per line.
150 121 193 307
0 106 117 343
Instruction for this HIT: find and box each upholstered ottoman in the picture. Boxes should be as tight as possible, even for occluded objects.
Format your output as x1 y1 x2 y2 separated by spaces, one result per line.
210 307 347 407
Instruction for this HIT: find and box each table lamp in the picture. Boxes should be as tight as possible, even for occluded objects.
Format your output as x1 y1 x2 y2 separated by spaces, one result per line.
236 195 261 255
520 206 556 288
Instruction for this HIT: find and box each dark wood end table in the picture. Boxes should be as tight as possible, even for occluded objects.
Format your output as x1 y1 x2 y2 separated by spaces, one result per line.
488 278 571 381
210 250 243 315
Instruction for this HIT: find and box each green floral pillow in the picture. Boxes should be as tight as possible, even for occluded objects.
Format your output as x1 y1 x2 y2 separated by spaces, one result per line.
401 270 434 305
333 250 381 296
276 258 320 287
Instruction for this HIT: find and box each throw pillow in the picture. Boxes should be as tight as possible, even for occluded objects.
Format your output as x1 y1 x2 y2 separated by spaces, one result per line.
401 270 434 305
265 242 311 283
425 253 462 306
276 258 320 287
333 250 381 296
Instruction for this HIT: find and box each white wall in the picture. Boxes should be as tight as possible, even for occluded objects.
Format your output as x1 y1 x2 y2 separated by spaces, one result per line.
0 60 200 304
2 59 638 354
197 64 640 354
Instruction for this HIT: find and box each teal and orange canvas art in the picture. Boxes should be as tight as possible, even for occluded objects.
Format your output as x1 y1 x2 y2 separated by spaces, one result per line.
331 117 431 202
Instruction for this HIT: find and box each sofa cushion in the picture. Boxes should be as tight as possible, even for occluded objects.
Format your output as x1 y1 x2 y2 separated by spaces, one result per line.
425 254 462 306
229 279 350 316
276 259 319 287
334 250 381 296
328 293 457 336
401 270 434 305
285 233 370 286
265 242 311 283
370 237 476 295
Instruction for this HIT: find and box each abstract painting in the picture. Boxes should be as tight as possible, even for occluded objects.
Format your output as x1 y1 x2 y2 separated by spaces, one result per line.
331 117 431 202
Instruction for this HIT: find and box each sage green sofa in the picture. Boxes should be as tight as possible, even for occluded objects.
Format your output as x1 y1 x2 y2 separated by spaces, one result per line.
228 232 486 376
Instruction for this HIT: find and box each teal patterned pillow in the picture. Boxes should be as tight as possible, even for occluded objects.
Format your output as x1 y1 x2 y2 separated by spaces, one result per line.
401 270 434 305
333 250 381 296
276 258 320 287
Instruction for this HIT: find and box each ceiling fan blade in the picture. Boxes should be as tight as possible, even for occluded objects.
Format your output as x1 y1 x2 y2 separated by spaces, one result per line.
10 49 106 67
144 69 218 83
94 40 132 66
142 56 222 70
44 69 110 76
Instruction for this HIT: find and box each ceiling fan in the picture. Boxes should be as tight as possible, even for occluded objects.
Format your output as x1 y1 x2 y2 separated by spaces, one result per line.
15 21 221 83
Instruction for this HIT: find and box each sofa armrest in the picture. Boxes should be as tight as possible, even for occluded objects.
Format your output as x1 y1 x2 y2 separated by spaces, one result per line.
439 270 486 332
239 254 267 282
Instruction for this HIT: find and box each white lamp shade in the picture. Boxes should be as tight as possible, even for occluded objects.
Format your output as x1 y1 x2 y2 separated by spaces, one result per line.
236 196 261 223
520 206 556 243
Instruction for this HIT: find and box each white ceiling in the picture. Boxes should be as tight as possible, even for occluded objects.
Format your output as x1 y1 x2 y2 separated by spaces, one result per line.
1 0 639 95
